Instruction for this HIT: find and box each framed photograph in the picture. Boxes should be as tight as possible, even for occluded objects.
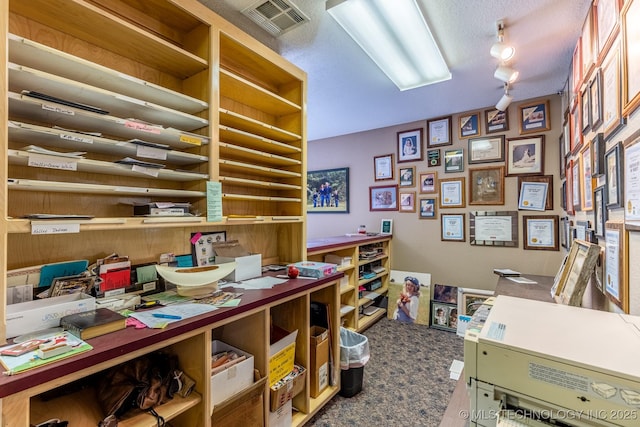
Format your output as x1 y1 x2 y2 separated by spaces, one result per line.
399 191 416 213
381 219 393 235
581 5 595 78
605 221 627 311
399 166 415 187
427 149 441 167
601 41 626 141
506 135 545 176
440 214 465 242
580 144 594 211
469 211 518 247
594 186 608 238
444 149 464 173
468 166 505 206
427 116 452 148
388 271 431 325
559 124 567 180
523 215 559 251
430 302 457 332
560 217 573 249
605 141 623 208
397 128 423 163
459 112 480 139
439 177 465 209
373 154 393 181
191 231 227 266
554 239 601 306
433 284 459 304
484 108 509 134
468 136 505 164
580 86 591 134
591 133 605 176
518 175 553 211
590 71 603 131
519 100 550 134
570 102 583 153
369 185 398 211
457 288 493 317
572 160 582 212
419 171 437 194
561 180 567 211
419 198 437 220
624 135 640 221
595 0 621 60
572 38 583 94
622 0 640 116
307 167 349 213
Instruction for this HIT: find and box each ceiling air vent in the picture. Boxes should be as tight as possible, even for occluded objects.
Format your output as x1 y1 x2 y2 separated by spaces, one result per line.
242 0 309 37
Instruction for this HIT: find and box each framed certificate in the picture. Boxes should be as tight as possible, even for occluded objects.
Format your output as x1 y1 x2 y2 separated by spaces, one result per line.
604 221 626 311
427 116 452 148
469 211 518 247
374 154 393 181
439 177 465 209
518 181 549 211
523 215 559 251
517 175 553 210
441 214 465 242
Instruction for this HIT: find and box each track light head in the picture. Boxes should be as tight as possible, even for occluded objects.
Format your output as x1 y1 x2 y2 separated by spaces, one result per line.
494 65 519 83
496 92 513 111
490 42 515 61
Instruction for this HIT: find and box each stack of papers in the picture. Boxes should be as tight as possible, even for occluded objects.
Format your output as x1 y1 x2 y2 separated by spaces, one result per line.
449 359 464 380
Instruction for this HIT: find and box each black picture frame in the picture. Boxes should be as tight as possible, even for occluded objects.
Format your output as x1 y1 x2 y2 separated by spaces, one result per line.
307 167 350 213
605 142 623 208
593 185 608 238
430 301 458 332
591 133 605 176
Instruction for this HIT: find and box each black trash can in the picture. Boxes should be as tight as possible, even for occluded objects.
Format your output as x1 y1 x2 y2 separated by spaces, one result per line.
339 327 370 397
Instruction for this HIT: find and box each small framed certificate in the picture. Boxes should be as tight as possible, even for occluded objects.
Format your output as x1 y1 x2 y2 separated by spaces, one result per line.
523 215 559 251
441 214 465 242
518 181 549 211
439 177 465 209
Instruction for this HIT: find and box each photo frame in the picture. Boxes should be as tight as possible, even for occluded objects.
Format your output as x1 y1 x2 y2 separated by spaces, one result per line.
399 191 416 213
469 211 518 247
427 149 441 167
439 177 465 209
468 136 505 164
523 215 559 251
418 198 437 220
459 112 480 139
561 217 573 249
419 171 437 194
388 271 431 325
457 288 493 317
572 159 582 212
559 126 567 180
624 135 640 221
484 108 509 134
601 41 626 141
572 38 583 94
593 186 608 238
589 71 603 131
518 175 553 211
604 221 627 311
444 149 464 173
580 86 591 134
518 100 550 134
553 239 601 306
440 214 465 242
595 0 620 61
433 284 459 304
591 133 605 176
622 0 640 116
399 166 415 187
580 144 594 211
468 166 505 206
369 185 398 211
381 219 393 235
581 5 595 79
427 116 453 148
570 102 583 153
605 141 623 208
307 167 350 213
190 231 227 266
374 154 394 181
506 135 545 176
430 302 457 332
397 128 423 163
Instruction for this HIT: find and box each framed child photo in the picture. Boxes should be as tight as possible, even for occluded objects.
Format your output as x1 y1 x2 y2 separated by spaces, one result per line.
397 128 423 163
430 302 458 332
519 99 551 134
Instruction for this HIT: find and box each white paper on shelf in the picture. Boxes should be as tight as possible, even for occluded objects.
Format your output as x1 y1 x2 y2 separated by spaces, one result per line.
22 145 85 158
506 276 538 284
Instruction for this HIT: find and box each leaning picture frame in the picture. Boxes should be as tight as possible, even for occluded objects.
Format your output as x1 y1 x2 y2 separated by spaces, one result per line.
307 167 350 213
554 239 601 306
369 185 398 211
506 135 545 176
397 128 423 163
518 99 551 134
430 301 458 332
427 116 453 148
457 288 494 317
381 219 393 235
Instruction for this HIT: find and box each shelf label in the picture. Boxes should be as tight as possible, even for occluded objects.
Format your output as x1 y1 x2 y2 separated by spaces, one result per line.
31 223 80 235
60 133 93 144
124 120 162 134
41 103 75 115
136 145 167 160
28 154 78 171
179 134 202 146
132 164 160 177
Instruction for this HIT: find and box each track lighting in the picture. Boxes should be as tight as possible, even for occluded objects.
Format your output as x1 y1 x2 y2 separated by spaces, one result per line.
496 85 513 111
494 65 519 83
490 21 515 62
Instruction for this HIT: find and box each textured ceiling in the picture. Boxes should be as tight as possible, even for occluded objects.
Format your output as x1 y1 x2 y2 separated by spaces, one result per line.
200 0 591 141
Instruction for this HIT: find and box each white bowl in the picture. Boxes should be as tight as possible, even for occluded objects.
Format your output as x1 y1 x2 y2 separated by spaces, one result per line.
156 262 237 296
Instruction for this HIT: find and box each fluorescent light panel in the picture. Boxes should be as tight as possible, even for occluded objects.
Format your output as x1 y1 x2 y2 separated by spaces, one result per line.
327 0 451 91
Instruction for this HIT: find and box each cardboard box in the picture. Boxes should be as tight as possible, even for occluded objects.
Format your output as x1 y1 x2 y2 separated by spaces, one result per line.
269 326 298 387
211 371 266 426
310 326 330 397
210 341 255 408
269 365 306 411
287 261 337 279
268 399 292 427
324 254 352 267
215 254 262 281
6 293 95 338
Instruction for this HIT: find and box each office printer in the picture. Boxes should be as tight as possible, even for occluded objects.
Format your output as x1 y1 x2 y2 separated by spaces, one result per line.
464 296 640 427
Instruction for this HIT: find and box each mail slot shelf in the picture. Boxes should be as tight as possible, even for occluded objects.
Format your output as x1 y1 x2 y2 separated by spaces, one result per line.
220 176 301 191
219 142 301 168
220 126 301 156
222 193 301 203
219 159 301 179
219 109 300 143
9 179 205 197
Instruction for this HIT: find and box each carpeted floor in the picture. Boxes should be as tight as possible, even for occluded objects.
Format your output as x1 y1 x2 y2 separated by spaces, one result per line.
306 317 464 427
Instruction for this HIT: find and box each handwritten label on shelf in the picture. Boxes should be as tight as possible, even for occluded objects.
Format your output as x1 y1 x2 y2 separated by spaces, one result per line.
28 154 78 171
136 145 167 160
179 134 202 146
60 133 93 144
41 104 75 116
124 120 162 134
31 223 80 235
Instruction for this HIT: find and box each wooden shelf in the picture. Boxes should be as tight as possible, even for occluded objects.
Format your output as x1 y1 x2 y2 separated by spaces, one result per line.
219 142 301 167
219 159 301 179
220 176 301 191
9 178 206 197
220 125 301 155
220 109 300 142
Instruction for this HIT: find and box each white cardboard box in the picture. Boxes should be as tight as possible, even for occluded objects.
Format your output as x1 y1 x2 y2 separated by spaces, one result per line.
6 293 96 338
215 254 261 281
268 399 292 427
210 340 255 409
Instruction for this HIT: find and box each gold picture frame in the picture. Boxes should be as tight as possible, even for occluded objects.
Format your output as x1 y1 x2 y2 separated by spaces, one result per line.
468 166 505 205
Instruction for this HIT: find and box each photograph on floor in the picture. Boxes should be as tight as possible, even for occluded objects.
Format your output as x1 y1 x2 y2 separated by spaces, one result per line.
388 270 431 325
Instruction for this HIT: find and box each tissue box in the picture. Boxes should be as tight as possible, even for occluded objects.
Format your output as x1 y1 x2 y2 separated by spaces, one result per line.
287 262 337 279
215 254 261 281
6 293 95 338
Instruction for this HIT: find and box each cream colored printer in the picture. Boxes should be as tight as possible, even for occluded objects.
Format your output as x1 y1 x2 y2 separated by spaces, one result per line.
464 295 640 427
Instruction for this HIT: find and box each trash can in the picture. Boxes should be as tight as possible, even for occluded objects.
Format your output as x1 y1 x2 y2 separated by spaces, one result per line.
339 327 370 397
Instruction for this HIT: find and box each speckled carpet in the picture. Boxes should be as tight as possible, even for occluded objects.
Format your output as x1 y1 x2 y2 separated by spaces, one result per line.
306 318 464 427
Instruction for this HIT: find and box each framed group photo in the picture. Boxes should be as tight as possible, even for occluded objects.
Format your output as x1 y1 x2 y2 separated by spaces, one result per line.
397 128 423 163
307 167 350 213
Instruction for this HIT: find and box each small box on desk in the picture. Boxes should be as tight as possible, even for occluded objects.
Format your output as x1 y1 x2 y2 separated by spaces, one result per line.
210 340 255 408
269 364 306 411
287 261 337 279
310 326 329 397
6 293 95 338
215 254 261 281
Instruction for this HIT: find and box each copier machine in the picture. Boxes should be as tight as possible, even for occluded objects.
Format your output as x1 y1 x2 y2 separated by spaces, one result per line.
464 295 640 426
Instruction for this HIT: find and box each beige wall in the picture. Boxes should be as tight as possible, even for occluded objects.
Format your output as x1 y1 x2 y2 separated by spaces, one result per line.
308 95 566 292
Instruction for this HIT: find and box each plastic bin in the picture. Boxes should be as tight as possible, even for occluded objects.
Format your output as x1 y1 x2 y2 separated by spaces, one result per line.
339 327 370 397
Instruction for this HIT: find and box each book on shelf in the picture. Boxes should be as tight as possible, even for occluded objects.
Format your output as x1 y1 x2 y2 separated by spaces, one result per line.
60 308 127 340
492 268 521 277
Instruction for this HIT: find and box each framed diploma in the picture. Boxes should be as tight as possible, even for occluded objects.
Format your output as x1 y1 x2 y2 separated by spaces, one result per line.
523 215 559 251
624 135 640 221
580 144 594 211
427 116 452 148
605 142 623 208
595 0 620 61
468 136 505 164
604 221 627 311
469 211 518 247
518 181 548 211
622 0 640 116
439 177 465 209
518 175 553 211
601 41 626 141
373 154 394 181
441 213 465 242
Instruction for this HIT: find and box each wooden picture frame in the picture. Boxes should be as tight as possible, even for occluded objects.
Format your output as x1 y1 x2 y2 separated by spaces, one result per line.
581 4 595 79
570 101 583 153
399 166 415 187
595 0 621 61
419 171 437 194
560 217 573 249
580 86 591 134
580 144 594 211
594 185 608 238
565 159 575 215
430 301 457 332
369 185 398 211
427 149 441 167
441 214 465 242
468 166 505 206
469 211 518 247
307 167 350 213
523 215 559 251
457 288 493 317
604 221 627 312
553 239 601 306
439 177 465 209
444 149 464 173
572 37 583 95
373 154 394 181
459 112 480 139
506 135 545 176
468 136 505 164
399 191 416 213
624 134 640 221
572 159 582 212
601 40 626 141
418 198 437 220
427 116 452 148
589 71 603 131
518 175 553 211
605 141 623 208
519 100 550 134
484 108 509 134
591 133 605 176
397 128 423 163
622 0 640 116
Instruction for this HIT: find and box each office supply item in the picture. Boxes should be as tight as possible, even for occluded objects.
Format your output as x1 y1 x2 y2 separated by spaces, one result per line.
134 300 160 310
60 308 126 340
152 313 182 320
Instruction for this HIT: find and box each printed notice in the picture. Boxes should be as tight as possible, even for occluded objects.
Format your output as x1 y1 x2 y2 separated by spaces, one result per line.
207 181 223 222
